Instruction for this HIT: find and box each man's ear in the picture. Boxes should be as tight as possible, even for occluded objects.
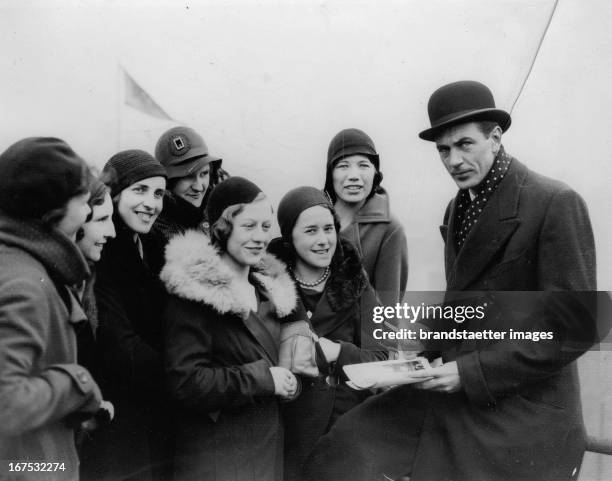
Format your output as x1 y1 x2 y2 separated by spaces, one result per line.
490 125 502 154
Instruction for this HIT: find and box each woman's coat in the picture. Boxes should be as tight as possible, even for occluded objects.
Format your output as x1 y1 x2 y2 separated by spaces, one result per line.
161 230 296 481
0 215 102 481
339 189 408 306
268 238 387 481
92 215 172 481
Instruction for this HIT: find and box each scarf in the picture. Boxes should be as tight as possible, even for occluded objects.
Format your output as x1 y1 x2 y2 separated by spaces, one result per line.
454 146 512 250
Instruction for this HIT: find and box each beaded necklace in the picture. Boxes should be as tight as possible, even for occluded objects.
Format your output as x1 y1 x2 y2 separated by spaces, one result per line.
291 265 331 288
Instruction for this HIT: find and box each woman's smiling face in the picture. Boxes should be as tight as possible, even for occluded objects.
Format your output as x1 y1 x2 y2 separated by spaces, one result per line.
77 193 116 262
332 154 375 206
225 200 273 268
117 176 166 234
291 205 337 269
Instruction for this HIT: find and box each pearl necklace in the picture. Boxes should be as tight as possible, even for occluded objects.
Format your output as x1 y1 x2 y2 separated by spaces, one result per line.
292 266 331 288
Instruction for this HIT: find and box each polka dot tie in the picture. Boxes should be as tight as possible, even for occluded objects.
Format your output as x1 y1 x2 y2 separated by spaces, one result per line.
454 147 512 251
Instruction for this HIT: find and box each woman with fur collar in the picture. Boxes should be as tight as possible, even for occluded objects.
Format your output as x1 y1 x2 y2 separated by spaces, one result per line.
267 186 388 481
325 128 408 307
161 177 298 481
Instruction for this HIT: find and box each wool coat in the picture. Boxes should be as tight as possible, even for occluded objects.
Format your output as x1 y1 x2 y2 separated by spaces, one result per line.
152 192 206 243
268 238 388 481
91 215 172 481
148 192 208 276
339 190 408 306
0 214 102 481
305 156 597 481
160 230 297 481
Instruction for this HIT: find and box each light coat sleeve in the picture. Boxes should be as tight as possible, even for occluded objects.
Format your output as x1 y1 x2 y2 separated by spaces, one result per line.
0 277 101 436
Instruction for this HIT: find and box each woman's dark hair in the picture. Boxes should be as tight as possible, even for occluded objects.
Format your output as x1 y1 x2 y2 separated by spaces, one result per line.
202 161 229 212
40 161 92 229
75 176 110 242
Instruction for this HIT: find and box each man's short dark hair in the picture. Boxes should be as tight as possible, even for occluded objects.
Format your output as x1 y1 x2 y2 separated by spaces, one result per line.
476 121 500 137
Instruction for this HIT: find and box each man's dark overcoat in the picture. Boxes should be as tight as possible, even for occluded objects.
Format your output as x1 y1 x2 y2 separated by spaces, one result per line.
305 155 597 481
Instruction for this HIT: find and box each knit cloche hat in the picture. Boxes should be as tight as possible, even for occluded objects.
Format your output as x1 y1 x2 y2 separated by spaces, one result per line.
102 149 167 198
0 137 89 220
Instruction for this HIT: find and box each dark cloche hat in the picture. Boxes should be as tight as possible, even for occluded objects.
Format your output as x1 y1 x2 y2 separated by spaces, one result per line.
327 128 379 170
0 137 89 220
102 149 167 198
155 126 221 180
419 80 511 141
277 186 333 240
206 176 262 227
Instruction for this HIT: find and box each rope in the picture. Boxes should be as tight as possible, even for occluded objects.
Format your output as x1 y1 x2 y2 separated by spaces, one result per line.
510 0 560 114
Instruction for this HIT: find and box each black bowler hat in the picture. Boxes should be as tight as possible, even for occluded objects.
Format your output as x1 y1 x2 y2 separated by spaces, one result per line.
419 80 511 141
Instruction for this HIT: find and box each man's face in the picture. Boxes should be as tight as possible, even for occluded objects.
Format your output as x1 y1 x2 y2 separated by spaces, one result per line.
435 122 501 190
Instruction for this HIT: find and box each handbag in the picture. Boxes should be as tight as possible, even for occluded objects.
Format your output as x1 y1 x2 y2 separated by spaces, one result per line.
279 320 320 377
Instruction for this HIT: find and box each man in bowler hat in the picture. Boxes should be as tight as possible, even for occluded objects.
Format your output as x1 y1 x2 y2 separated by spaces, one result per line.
304 81 597 481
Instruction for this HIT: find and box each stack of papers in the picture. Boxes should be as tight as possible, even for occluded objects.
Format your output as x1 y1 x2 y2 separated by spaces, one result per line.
343 357 432 390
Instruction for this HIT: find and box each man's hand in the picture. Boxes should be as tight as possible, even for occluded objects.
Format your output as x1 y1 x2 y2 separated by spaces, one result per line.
411 361 462 393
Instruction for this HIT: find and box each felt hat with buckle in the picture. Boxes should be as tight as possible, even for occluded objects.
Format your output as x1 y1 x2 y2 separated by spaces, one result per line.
155 126 221 179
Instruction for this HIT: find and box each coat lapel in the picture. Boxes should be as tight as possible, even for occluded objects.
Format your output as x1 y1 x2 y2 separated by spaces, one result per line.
446 159 526 290
440 197 459 277
243 300 280 365
309 293 341 338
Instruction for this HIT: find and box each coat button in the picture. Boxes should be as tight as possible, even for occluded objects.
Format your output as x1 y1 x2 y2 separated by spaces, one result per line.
77 371 89 384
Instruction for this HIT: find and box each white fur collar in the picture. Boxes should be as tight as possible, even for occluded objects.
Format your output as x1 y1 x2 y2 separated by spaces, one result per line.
160 230 296 320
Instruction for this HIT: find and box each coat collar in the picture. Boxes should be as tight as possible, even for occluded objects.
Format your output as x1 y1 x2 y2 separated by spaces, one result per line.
325 239 369 311
267 237 369 312
352 189 392 224
0 212 90 285
161 230 296 320
157 191 204 230
441 155 526 290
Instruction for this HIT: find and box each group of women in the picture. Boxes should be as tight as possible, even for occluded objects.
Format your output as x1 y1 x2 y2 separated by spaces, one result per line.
0 126 408 481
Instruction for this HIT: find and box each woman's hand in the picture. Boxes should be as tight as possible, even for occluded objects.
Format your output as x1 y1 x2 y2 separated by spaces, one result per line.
270 366 298 398
318 337 341 363
98 400 115 421
79 399 115 433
